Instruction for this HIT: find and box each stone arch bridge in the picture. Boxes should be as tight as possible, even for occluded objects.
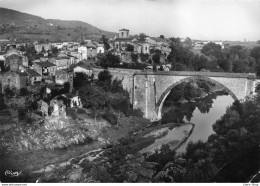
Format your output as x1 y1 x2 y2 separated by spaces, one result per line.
132 71 257 121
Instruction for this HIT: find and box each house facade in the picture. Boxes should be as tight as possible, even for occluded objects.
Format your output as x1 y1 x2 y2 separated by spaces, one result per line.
55 69 72 85
78 46 88 60
26 69 42 85
34 43 52 53
33 61 56 76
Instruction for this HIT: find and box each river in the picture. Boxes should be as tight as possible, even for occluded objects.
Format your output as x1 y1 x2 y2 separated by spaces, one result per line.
161 91 234 153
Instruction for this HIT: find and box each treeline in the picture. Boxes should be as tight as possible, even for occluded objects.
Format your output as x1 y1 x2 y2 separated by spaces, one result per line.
168 39 260 74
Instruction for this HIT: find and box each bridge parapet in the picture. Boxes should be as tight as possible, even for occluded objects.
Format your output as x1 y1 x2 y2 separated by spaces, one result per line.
135 71 256 79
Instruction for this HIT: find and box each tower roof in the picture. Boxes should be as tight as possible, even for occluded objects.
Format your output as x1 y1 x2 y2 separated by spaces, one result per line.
119 28 129 31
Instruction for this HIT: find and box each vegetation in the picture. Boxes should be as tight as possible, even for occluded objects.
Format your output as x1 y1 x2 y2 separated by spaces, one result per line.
77 70 143 125
76 88 260 183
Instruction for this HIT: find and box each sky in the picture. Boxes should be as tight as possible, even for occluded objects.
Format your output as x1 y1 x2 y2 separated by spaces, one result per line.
0 0 260 41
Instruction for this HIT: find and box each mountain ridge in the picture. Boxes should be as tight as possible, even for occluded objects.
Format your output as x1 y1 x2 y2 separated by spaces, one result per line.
0 7 116 42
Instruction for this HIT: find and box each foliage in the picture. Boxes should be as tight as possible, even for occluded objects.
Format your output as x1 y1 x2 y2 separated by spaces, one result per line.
126 44 134 52
139 33 147 41
3 86 16 98
152 53 161 64
201 42 222 58
103 110 117 125
140 53 149 62
101 35 111 51
73 72 94 90
131 53 139 63
183 37 192 49
97 69 112 91
98 52 121 68
83 142 156 182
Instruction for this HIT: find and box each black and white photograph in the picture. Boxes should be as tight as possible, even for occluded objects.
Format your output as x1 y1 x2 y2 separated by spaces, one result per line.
0 0 259 184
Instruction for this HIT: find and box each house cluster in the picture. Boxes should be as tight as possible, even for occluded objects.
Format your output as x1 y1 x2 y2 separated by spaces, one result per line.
193 41 225 50
112 29 171 64
0 39 105 95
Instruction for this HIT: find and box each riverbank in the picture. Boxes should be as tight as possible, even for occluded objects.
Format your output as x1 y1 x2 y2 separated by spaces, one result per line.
27 121 194 182
138 123 194 155
0 114 150 183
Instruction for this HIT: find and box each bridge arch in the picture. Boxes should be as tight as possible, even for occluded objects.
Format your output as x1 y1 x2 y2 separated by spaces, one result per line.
155 76 238 120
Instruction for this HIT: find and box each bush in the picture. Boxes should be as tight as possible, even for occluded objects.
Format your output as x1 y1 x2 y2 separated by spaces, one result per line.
77 108 86 114
103 110 117 125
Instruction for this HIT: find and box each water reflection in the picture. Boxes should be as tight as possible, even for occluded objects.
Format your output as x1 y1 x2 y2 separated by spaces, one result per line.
161 91 234 153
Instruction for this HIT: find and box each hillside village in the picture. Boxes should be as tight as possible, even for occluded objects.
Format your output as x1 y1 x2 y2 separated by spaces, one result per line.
0 4 260 183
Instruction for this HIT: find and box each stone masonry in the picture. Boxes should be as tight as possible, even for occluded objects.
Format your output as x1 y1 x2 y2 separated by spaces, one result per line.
133 71 256 121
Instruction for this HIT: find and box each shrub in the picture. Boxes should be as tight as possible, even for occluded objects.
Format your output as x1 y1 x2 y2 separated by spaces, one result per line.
77 108 86 114
103 110 117 125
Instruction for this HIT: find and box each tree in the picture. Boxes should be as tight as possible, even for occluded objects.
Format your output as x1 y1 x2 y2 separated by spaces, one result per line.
126 44 134 52
101 35 111 51
51 46 59 55
73 72 93 90
152 53 161 65
250 46 260 64
140 53 149 62
169 37 181 46
97 70 112 91
131 53 139 63
160 35 165 39
79 84 107 122
98 52 121 68
183 37 192 49
139 33 147 41
201 42 223 58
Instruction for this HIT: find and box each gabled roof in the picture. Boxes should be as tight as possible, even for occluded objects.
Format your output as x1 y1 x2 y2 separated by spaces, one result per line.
76 63 92 70
26 69 41 77
15 71 28 76
34 61 56 67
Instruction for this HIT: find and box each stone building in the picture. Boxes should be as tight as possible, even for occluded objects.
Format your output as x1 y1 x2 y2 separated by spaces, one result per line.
73 63 93 76
1 71 28 93
114 28 133 51
55 69 72 85
26 69 42 85
33 61 57 76
49 53 72 70
4 49 28 72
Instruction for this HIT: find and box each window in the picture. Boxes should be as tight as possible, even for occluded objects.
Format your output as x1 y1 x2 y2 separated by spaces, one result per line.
122 32 124 36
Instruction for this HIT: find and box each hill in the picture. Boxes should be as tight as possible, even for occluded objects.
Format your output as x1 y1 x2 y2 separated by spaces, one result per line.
0 7 116 42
